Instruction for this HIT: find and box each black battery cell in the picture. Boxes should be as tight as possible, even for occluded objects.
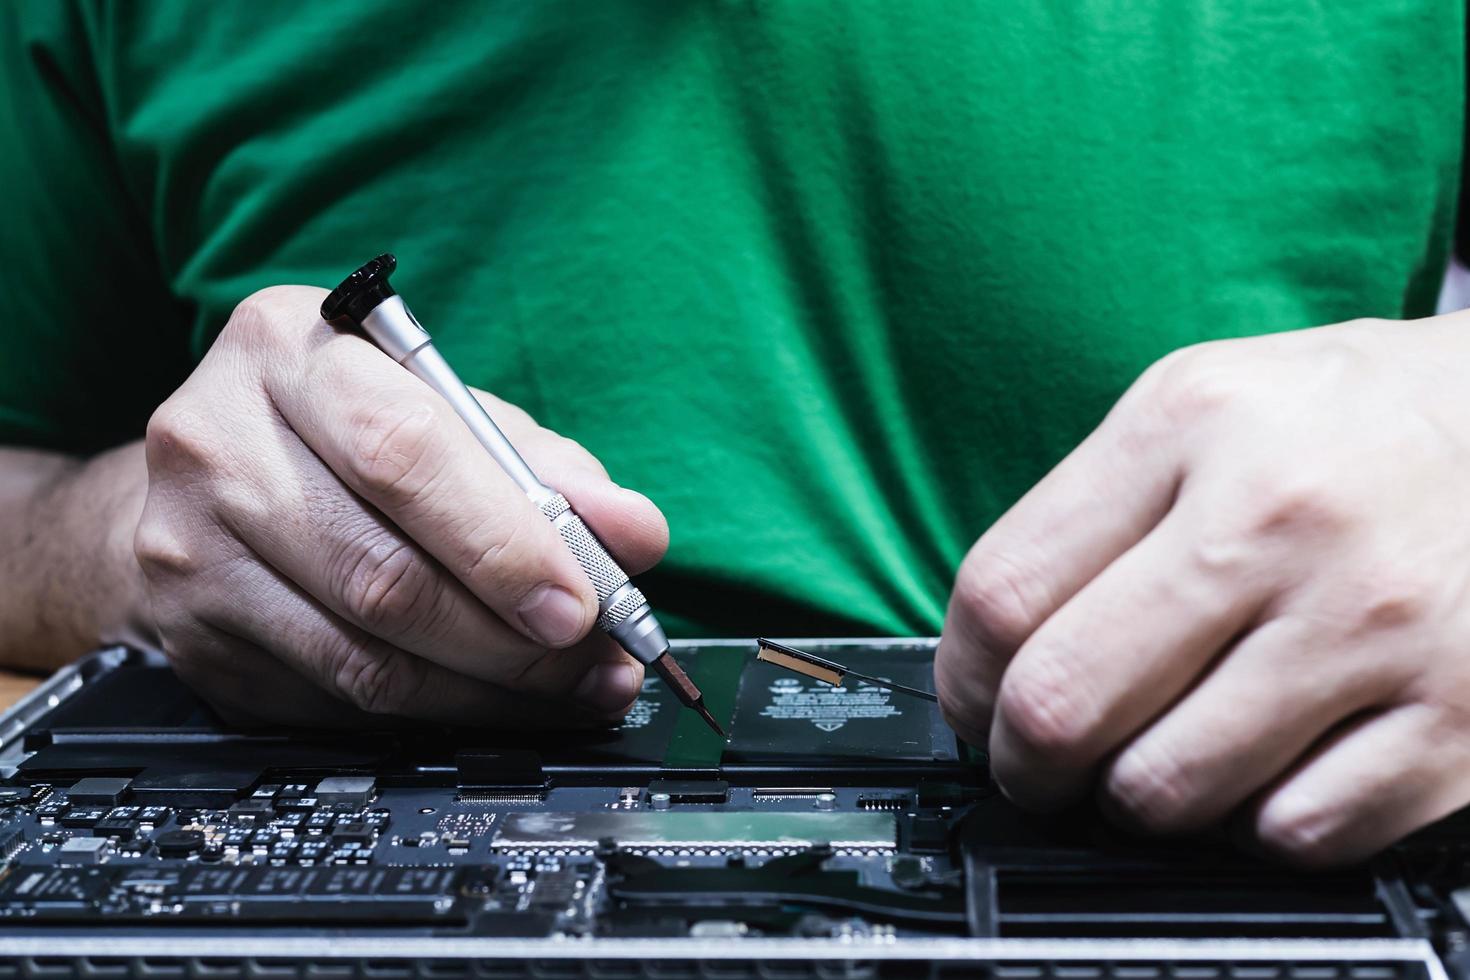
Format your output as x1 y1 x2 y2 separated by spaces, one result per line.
724 653 949 765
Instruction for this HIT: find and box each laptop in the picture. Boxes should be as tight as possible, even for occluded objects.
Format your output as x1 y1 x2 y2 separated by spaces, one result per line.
0 639 1455 980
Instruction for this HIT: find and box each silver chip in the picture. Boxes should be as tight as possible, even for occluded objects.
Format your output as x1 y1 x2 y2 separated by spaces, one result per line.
58 836 109 864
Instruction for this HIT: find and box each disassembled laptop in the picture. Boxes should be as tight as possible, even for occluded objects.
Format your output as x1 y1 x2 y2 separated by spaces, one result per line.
0 639 1462 979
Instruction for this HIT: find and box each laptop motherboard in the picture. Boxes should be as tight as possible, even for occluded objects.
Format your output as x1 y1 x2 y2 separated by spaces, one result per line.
0 641 1463 979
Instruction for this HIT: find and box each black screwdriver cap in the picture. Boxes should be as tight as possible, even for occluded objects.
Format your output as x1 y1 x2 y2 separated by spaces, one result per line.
321 253 397 326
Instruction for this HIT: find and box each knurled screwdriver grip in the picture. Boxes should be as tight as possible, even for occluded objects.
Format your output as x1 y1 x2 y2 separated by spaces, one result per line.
537 493 658 645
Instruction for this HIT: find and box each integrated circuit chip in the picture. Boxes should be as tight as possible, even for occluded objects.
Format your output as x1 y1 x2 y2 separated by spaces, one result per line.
66 777 130 806
0 867 111 911
314 777 376 808
57 837 109 864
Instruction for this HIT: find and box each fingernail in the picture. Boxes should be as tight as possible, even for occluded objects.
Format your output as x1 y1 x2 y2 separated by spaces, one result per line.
573 662 639 714
518 584 590 647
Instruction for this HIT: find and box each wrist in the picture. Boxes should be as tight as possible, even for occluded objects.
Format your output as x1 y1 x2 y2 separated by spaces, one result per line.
74 441 158 652
2 440 156 670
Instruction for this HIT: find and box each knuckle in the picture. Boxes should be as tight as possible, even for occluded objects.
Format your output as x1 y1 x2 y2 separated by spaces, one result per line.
951 550 1049 655
1356 583 1431 634
1183 518 1256 580
335 534 448 638
132 507 197 579
144 397 219 475
1135 343 1238 427
347 401 447 504
214 283 310 352
1104 744 1194 834
1330 561 1434 636
457 509 539 596
330 640 426 716
143 398 269 537
212 481 273 532
995 653 1095 762
1186 475 1352 579
220 287 298 351
1240 475 1352 541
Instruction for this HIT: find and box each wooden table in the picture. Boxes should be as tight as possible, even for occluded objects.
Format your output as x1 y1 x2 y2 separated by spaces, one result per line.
0 670 43 711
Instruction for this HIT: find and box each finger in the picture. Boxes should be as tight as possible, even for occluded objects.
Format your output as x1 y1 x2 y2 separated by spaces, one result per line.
513 631 645 715
1098 614 1399 834
937 379 1184 733
159 615 367 727
211 417 557 688
469 390 670 576
198 559 640 724
1249 703 1470 867
988 503 1270 810
270 319 600 651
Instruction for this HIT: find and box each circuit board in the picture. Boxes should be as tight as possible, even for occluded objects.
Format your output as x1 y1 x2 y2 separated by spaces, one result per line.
0 642 1463 980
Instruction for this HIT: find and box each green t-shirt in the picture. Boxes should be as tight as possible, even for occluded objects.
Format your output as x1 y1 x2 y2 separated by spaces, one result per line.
0 2 1461 638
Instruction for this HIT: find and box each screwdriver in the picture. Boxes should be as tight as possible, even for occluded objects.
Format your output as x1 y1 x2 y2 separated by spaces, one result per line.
322 255 725 737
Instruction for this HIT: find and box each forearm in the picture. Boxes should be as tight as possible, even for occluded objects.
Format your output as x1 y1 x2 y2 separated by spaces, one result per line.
0 441 154 671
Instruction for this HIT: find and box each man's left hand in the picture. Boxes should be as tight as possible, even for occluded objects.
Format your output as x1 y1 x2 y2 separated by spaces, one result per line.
936 313 1470 866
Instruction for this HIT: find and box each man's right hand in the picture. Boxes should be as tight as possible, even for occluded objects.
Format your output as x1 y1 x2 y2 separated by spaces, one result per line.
134 285 668 727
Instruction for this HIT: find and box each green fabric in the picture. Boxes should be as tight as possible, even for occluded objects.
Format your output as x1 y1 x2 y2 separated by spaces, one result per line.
0 2 1461 638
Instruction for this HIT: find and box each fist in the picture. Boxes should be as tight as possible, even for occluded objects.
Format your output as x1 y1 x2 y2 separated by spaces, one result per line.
937 314 1470 865
135 286 668 727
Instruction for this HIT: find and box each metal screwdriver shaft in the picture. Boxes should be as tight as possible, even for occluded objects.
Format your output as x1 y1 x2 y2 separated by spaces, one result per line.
322 255 724 737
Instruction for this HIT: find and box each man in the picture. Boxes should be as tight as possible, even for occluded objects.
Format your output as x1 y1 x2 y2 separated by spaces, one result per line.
0 1 1463 866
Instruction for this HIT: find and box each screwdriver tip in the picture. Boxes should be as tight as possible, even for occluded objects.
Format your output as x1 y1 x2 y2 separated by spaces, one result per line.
694 700 726 739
